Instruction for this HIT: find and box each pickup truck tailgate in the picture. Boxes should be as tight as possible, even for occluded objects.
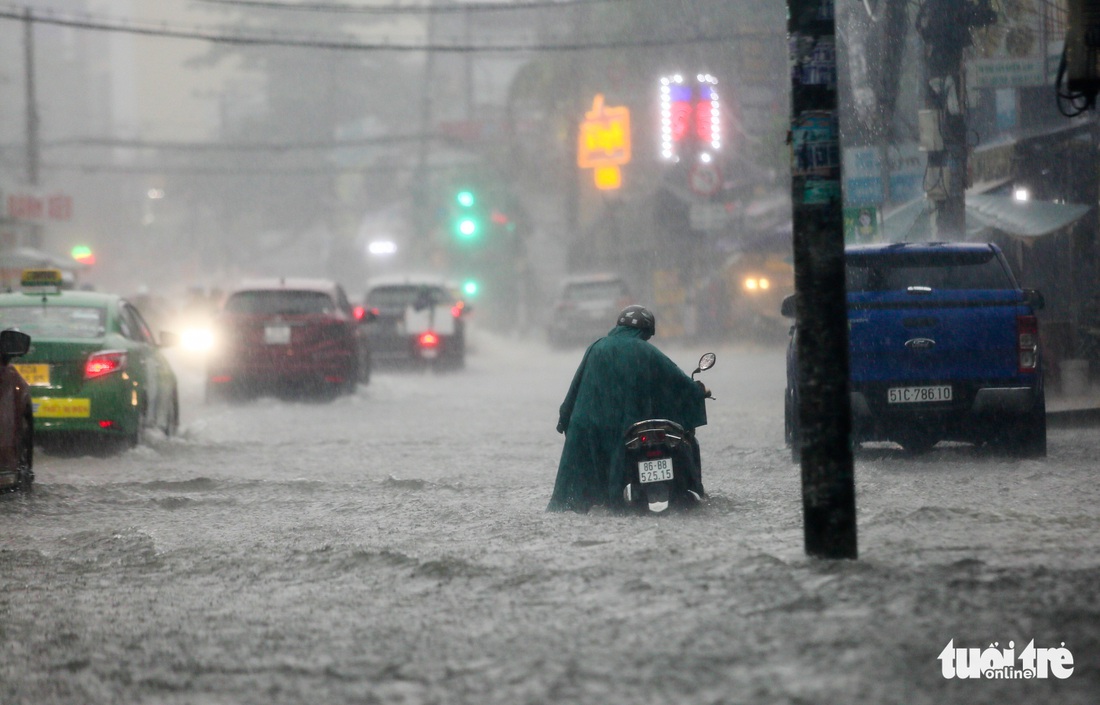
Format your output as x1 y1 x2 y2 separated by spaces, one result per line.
848 290 1023 383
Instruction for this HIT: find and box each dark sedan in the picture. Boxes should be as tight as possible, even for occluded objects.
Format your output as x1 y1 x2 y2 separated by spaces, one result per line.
206 278 371 401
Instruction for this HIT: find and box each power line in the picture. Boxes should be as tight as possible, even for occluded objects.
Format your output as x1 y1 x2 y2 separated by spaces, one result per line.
195 0 627 15
38 134 437 151
0 5 751 53
33 160 474 176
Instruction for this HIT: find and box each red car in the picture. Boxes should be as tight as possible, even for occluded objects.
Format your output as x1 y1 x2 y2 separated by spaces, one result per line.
205 278 372 401
0 329 33 491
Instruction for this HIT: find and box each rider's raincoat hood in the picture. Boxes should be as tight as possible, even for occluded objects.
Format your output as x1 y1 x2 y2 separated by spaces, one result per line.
548 326 707 512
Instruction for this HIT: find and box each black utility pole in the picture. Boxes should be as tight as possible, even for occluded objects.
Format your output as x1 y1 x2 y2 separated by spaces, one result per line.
788 0 857 559
917 0 996 239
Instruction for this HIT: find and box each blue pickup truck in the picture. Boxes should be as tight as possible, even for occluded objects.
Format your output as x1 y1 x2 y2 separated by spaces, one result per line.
782 242 1046 457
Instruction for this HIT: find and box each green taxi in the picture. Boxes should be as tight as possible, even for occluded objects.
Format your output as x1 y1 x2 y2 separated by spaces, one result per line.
0 270 178 448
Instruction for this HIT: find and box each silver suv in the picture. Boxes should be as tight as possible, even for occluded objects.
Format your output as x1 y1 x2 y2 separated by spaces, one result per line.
547 274 632 348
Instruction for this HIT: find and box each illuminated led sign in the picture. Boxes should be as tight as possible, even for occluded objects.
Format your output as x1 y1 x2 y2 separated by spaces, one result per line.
659 73 722 162
578 94 632 168
578 94 631 191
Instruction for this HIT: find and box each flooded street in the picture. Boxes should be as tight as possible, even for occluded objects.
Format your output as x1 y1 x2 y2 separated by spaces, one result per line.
2 332 1099 705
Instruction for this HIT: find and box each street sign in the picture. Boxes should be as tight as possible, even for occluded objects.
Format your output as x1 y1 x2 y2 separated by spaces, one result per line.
689 202 733 231
689 162 721 196
3 191 73 222
844 206 878 244
967 58 1045 89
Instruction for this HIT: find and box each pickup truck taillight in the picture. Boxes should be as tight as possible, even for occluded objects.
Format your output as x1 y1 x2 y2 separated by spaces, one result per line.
1017 315 1039 372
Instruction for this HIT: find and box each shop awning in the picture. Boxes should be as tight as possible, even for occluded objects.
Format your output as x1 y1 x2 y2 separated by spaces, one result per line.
0 246 81 271
882 195 1092 242
965 194 1091 238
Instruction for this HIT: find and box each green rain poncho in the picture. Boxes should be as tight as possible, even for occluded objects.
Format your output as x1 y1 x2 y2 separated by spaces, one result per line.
547 325 708 513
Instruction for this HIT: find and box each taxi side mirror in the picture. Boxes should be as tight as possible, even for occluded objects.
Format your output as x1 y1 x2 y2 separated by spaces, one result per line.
0 329 31 362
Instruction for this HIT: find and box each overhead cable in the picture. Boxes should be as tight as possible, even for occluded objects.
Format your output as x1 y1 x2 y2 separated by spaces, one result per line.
194 0 626 15
0 5 748 53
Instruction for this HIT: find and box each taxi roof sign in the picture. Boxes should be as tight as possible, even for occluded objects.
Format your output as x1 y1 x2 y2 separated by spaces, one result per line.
21 268 64 294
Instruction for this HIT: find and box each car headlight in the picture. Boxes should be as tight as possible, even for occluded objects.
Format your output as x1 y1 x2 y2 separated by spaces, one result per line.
180 327 215 353
743 277 771 293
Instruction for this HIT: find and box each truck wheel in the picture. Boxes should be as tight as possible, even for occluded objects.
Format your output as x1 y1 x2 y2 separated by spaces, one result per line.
897 432 938 454
1008 399 1047 458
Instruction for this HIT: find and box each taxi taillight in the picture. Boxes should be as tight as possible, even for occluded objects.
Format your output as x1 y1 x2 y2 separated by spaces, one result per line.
1017 315 1039 372
85 351 127 379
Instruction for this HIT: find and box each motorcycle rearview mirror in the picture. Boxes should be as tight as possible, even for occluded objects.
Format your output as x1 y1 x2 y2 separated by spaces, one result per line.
692 352 716 377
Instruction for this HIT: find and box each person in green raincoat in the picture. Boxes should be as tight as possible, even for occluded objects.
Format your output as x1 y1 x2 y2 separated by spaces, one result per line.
547 305 709 513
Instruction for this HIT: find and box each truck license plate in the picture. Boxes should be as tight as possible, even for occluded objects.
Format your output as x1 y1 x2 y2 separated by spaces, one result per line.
887 385 952 403
638 458 674 484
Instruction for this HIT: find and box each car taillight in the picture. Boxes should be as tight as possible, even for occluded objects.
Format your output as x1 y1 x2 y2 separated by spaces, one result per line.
353 305 367 321
1017 315 1039 372
418 331 440 348
85 350 127 379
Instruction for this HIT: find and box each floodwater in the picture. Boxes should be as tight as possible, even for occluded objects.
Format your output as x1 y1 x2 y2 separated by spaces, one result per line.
2 331 1098 704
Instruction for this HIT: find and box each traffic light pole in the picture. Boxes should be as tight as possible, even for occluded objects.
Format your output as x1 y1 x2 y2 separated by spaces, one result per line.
23 7 39 188
412 0 437 260
788 0 858 560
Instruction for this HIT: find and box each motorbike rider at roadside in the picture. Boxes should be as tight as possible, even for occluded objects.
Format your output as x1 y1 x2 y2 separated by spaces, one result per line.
547 305 709 513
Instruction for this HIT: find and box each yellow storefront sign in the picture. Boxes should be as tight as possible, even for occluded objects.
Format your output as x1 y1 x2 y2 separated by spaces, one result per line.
33 397 91 418
578 94 631 167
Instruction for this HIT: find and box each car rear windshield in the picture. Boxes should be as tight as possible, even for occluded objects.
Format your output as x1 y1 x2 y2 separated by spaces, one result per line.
225 290 336 315
367 285 451 308
563 281 628 301
846 249 1014 292
0 305 105 339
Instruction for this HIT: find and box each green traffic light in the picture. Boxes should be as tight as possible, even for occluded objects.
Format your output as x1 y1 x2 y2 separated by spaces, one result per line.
463 280 479 296
456 217 478 238
456 190 475 208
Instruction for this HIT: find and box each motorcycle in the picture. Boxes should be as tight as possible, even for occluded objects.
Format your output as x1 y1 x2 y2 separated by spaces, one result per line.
621 352 715 513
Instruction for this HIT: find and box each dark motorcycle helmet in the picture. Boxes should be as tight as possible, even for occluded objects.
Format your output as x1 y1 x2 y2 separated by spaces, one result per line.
616 305 656 340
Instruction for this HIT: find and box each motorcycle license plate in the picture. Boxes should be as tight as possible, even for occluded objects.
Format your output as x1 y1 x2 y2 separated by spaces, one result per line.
638 458 674 484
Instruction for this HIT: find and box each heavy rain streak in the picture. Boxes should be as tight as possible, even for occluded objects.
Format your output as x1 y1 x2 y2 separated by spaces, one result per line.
1 1 1099 704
